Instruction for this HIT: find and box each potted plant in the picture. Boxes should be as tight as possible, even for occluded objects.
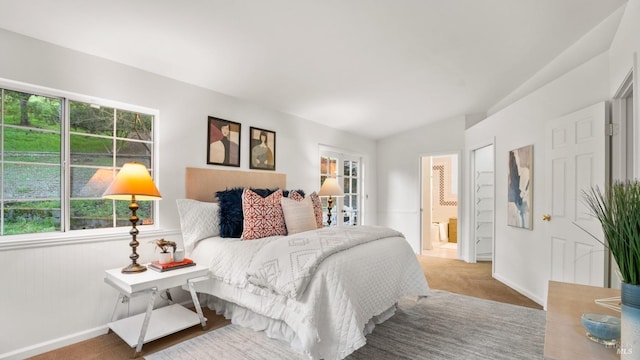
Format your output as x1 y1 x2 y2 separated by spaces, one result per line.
154 238 176 264
583 180 640 358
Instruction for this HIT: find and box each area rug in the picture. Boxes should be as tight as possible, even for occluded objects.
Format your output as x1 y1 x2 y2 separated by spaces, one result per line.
146 290 545 360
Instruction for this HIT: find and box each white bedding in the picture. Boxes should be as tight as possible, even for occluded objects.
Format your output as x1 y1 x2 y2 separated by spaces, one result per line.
246 226 406 299
189 227 429 359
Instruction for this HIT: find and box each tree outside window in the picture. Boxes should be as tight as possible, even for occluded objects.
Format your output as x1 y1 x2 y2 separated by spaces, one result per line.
0 88 157 236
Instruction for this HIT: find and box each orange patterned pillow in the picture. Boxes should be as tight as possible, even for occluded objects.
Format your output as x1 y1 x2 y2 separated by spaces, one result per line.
241 188 287 240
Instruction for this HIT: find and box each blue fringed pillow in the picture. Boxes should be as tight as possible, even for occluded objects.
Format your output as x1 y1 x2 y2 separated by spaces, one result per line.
216 187 244 238
216 187 286 238
250 188 278 198
283 189 305 198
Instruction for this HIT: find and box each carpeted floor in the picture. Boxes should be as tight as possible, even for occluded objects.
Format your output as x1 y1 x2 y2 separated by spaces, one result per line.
29 256 543 359
146 290 545 360
418 256 541 310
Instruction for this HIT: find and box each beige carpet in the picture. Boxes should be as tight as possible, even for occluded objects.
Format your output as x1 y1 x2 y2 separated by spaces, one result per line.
418 256 541 310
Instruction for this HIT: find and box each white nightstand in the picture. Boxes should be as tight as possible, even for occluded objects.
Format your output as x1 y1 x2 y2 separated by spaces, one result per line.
104 264 209 357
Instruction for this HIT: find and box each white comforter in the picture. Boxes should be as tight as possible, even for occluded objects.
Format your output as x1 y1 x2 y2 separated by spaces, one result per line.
189 226 429 359
247 226 405 299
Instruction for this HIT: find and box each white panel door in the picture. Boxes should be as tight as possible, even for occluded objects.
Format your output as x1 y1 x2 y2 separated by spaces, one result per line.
546 102 607 287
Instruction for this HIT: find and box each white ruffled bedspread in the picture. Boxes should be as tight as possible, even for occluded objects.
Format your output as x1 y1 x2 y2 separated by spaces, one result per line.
189 226 429 360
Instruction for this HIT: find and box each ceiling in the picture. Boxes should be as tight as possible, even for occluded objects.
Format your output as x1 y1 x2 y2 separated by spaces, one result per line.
0 0 628 139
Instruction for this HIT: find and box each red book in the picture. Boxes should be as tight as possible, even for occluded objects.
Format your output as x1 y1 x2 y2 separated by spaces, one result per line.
149 258 196 272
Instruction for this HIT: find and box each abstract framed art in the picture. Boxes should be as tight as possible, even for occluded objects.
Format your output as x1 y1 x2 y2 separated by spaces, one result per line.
249 126 276 170
507 144 533 229
207 116 241 167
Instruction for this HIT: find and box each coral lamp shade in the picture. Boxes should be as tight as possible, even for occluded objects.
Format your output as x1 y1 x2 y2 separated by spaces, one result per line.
102 162 162 200
318 177 344 197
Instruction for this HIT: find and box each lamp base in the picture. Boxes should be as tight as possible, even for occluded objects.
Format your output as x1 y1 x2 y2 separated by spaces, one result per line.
326 196 334 226
121 263 147 274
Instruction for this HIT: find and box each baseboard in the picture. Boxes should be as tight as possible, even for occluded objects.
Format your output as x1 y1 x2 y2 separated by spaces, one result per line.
476 253 492 261
0 326 109 360
492 273 545 307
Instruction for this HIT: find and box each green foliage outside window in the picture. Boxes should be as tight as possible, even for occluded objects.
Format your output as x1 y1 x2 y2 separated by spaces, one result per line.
1 88 155 236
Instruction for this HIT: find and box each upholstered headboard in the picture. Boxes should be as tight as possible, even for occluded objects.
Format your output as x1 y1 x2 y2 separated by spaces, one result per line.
185 167 287 202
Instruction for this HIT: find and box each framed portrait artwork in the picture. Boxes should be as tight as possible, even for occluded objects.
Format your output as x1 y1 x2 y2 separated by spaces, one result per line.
249 127 276 170
207 116 241 167
507 144 533 229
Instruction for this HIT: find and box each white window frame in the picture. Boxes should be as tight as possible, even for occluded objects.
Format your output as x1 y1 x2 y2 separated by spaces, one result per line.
0 78 161 248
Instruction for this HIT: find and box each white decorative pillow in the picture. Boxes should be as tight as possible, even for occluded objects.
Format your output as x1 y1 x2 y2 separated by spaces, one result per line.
290 191 323 228
176 199 220 254
281 196 318 235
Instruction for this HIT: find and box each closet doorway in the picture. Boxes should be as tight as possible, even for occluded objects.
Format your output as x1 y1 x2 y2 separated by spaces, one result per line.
471 144 495 262
421 153 459 259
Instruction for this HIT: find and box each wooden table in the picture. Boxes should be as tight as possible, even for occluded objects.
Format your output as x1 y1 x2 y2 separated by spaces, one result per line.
544 280 620 359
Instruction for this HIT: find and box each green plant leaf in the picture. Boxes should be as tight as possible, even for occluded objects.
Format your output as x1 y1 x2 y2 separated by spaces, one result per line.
582 181 640 285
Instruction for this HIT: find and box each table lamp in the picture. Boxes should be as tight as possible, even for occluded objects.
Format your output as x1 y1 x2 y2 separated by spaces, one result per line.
317 177 344 226
103 162 162 273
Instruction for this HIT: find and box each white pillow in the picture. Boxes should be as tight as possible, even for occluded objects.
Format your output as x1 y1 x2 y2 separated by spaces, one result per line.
280 196 318 235
176 199 220 254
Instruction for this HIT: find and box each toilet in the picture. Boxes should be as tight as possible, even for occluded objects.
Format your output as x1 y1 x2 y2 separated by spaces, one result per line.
429 222 449 248
429 223 439 249
438 222 449 242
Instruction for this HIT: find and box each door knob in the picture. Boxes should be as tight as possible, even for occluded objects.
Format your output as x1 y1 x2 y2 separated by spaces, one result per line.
542 214 551 221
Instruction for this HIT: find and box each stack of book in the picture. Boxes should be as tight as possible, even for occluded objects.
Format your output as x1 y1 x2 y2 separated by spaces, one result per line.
149 258 196 272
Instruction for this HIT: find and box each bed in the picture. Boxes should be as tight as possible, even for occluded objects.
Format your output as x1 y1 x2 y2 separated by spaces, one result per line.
179 167 429 359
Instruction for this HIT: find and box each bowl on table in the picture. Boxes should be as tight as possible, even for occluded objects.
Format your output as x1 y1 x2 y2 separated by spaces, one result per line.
581 312 621 346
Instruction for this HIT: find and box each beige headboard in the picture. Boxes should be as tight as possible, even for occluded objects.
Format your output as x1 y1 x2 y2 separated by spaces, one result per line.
185 167 287 202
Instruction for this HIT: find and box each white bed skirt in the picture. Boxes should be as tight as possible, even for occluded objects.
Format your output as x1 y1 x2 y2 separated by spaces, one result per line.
201 291 399 358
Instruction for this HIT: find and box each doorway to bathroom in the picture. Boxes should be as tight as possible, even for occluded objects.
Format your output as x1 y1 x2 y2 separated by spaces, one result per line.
420 153 459 259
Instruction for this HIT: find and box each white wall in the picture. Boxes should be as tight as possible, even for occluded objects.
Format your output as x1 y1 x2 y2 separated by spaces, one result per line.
462 0 640 307
377 53 610 306
431 155 458 224
464 53 610 305
609 0 640 178
420 156 432 250
377 0 640 308
0 29 377 359
376 116 465 253
609 0 640 98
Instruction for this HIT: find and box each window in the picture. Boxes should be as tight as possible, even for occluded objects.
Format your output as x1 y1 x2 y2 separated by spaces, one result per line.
1 85 157 237
342 158 360 226
319 149 362 226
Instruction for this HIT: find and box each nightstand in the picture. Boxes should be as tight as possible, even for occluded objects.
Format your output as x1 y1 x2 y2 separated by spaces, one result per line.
104 264 209 357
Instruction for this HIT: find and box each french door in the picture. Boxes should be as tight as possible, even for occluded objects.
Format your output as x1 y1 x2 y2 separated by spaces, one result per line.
319 149 362 226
